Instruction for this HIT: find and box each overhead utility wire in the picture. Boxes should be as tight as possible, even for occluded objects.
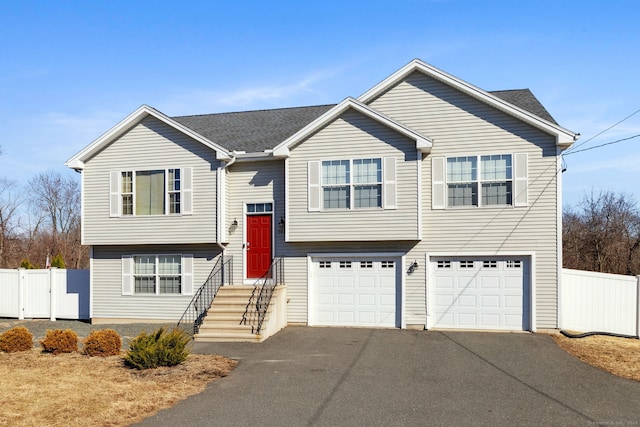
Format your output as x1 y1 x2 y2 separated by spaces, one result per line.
563 134 640 156
565 107 640 154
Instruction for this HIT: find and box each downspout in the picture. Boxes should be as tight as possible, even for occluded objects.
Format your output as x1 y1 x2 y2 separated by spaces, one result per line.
217 155 237 285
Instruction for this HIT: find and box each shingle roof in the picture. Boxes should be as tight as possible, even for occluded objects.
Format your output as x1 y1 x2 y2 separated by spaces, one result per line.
172 104 335 153
172 89 556 153
490 89 557 124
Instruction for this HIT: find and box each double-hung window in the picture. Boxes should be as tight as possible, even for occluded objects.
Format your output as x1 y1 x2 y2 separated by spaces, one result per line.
319 158 384 210
353 158 382 208
110 167 191 216
446 154 513 207
309 157 396 211
122 254 193 296
133 255 181 294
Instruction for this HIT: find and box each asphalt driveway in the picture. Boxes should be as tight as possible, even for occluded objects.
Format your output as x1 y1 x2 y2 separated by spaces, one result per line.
137 327 640 426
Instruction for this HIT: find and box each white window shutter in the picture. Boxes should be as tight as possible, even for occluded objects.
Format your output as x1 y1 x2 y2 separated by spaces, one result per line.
514 153 528 207
110 171 121 217
181 254 194 295
383 157 397 209
308 161 321 211
182 167 193 215
432 157 446 210
121 255 133 295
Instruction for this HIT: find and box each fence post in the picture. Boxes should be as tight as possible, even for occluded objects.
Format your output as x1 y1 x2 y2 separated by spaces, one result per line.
50 268 57 321
636 276 640 338
18 268 25 320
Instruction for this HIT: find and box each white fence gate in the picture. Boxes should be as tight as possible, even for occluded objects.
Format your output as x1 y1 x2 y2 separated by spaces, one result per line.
560 268 640 337
0 268 90 320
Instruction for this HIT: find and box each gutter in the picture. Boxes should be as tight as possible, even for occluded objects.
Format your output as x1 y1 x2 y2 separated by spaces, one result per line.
216 155 237 285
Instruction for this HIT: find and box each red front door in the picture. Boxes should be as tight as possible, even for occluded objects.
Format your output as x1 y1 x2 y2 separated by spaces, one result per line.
246 214 272 278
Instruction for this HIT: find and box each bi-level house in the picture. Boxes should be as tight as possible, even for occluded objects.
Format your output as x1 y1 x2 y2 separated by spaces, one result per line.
66 59 578 341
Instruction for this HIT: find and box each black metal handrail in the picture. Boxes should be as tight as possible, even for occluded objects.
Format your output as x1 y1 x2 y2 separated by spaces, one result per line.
240 257 284 335
177 255 233 335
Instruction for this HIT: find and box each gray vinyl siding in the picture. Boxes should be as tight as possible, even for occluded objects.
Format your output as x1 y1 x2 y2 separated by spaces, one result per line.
82 117 220 245
370 71 560 328
91 244 221 321
287 109 420 242
226 160 286 285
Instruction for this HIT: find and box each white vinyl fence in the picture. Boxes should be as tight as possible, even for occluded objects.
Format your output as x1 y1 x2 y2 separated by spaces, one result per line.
0 268 89 320
560 268 640 337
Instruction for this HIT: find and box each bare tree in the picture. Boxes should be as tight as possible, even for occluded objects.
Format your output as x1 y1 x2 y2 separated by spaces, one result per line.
0 178 22 267
563 191 640 275
27 171 83 267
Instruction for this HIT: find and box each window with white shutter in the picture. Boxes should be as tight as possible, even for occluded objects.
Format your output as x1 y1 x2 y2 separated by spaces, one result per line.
308 157 396 210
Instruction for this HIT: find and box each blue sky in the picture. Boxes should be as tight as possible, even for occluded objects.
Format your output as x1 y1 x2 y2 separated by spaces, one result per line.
1 0 639 208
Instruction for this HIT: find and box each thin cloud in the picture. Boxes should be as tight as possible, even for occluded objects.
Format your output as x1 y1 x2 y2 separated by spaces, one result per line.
162 67 347 115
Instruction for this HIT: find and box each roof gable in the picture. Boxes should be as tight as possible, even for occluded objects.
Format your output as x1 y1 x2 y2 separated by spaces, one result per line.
65 105 231 170
359 59 578 147
271 97 432 157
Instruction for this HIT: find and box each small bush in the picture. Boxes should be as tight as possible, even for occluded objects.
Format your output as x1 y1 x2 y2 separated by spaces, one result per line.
124 327 191 370
40 329 79 355
51 253 65 269
0 326 33 353
20 259 36 269
82 329 122 357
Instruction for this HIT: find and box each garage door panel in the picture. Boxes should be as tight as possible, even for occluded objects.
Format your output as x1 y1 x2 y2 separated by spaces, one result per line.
481 314 500 327
481 295 500 308
432 257 529 331
458 313 477 325
312 257 399 328
459 295 476 307
359 294 375 306
481 277 500 288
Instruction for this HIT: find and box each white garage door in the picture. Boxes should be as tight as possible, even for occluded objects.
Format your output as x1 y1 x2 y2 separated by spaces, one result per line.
431 257 529 330
310 257 398 327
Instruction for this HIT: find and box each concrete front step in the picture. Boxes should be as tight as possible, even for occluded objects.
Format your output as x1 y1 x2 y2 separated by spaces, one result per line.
195 331 263 343
193 284 275 343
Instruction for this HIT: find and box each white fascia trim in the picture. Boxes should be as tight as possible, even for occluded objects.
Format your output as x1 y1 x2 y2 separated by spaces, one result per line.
272 97 432 157
65 105 231 170
358 59 579 147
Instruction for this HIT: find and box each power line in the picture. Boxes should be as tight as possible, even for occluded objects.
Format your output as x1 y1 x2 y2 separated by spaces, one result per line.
563 134 640 156
565 107 640 154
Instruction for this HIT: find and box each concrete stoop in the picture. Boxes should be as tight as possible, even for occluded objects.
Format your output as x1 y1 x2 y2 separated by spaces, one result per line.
194 285 272 343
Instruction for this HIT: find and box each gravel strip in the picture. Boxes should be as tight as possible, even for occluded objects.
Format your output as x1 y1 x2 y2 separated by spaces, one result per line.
0 318 191 349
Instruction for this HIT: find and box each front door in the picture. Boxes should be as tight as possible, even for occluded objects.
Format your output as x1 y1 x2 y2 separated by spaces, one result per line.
246 214 272 278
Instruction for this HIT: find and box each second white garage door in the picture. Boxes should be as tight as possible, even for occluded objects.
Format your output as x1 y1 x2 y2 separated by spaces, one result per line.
310 257 399 327
431 257 530 330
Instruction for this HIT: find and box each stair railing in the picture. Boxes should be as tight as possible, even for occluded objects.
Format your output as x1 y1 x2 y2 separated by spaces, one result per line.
177 255 233 335
240 257 284 335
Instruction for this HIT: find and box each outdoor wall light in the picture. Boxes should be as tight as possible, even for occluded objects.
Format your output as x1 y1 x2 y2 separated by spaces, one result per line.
278 216 285 233
407 260 419 274
229 218 239 234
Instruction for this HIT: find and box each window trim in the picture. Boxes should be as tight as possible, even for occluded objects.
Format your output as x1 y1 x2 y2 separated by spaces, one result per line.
110 167 192 217
308 157 396 212
446 154 513 208
432 153 527 210
122 254 193 296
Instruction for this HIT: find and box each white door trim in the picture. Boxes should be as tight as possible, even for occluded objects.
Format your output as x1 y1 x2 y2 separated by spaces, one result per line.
425 252 536 332
307 252 405 328
243 201 275 284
